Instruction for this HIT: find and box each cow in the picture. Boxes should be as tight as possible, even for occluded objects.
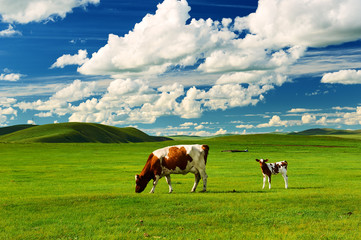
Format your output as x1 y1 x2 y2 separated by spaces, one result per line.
135 144 209 193
256 159 288 189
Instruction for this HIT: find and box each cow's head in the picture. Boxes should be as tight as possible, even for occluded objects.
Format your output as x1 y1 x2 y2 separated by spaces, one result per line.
256 159 268 166
135 174 149 193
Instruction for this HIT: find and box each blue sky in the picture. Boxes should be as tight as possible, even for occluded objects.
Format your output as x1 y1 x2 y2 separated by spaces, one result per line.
1 0 361 136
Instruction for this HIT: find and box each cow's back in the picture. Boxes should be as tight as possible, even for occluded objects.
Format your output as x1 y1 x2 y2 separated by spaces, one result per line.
153 144 208 175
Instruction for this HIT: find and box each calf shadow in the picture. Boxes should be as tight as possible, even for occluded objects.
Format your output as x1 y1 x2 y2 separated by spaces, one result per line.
205 186 324 194
287 186 324 190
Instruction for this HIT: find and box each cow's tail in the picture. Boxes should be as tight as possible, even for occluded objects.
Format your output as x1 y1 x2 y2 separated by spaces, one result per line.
201 145 209 165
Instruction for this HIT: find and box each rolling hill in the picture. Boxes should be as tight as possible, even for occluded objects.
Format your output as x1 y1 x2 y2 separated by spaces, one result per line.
0 122 172 143
289 128 361 135
0 124 37 136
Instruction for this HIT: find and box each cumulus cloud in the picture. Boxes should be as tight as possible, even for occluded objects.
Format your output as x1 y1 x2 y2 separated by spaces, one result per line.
0 0 100 24
321 69 361 84
257 115 289 128
8 0 361 129
343 106 361 125
0 101 17 126
78 0 236 77
0 72 22 81
17 80 97 116
0 97 16 107
215 128 227 135
79 0 361 80
240 0 361 48
0 24 21 37
236 124 254 129
78 0 309 79
51 50 89 69
301 114 316 124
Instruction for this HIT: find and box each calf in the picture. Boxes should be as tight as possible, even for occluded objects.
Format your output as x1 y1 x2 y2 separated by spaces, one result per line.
135 144 209 193
256 159 288 189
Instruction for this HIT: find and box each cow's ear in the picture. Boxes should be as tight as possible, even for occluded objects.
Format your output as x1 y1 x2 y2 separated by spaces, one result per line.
256 159 260 162
135 175 139 180
265 159 269 162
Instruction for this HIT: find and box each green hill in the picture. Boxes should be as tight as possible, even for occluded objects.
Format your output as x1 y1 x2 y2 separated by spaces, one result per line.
0 122 172 143
0 124 37 136
289 128 361 135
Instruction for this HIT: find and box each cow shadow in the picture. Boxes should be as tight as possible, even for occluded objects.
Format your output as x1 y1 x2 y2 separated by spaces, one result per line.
205 190 267 194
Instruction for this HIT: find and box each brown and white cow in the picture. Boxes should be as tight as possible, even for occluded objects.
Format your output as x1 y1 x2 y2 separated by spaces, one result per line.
135 144 209 193
256 159 288 189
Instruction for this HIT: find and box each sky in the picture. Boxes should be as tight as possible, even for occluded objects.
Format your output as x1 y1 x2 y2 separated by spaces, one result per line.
1 0 361 136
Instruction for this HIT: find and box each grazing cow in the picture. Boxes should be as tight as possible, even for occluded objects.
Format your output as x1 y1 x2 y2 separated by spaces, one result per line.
256 159 288 189
135 144 209 193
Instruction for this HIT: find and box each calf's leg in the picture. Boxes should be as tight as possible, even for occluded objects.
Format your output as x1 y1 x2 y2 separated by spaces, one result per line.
282 173 288 189
262 175 266 189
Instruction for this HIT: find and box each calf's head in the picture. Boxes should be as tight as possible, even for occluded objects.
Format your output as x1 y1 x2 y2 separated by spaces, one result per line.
135 175 149 193
256 158 268 166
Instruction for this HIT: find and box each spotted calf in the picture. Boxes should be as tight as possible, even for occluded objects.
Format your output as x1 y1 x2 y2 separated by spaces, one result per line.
135 144 209 193
256 159 288 189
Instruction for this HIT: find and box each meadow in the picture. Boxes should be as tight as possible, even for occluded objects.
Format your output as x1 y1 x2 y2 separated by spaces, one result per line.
0 134 360 239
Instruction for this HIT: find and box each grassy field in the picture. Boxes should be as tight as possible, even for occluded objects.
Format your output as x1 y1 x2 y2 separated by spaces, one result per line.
1 134 360 239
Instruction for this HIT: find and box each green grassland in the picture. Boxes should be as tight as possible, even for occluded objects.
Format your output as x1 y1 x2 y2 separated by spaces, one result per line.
1 134 361 239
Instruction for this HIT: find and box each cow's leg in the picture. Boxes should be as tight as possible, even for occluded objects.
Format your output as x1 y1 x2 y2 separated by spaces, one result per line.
262 174 266 189
191 172 201 192
199 169 208 192
165 175 173 193
149 175 160 193
268 175 272 189
282 173 288 189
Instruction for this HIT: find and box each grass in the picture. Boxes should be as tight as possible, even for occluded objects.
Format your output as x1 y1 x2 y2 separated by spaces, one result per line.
0 134 360 239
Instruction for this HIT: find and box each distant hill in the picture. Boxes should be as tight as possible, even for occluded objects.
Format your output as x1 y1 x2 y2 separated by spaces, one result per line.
0 122 172 143
289 128 361 136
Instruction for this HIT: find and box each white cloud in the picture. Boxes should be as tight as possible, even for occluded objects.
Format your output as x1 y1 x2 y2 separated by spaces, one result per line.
215 128 227 135
180 122 197 127
0 24 21 37
78 0 236 77
321 69 361 84
257 115 289 128
0 107 17 116
27 120 36 125
240 0 361 48
236 124 254 129
216 71 288 87
51 50 89 69
17 80 97 116
343 106 361 125
288 108 321 113
195 124 204 130
0 97 16 107
51 79 96 102
0 72 22 81
332 106 356 111
0 0 100 24
0 104 17 126
301 114 316 124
